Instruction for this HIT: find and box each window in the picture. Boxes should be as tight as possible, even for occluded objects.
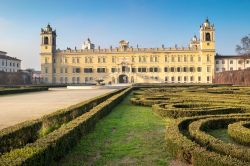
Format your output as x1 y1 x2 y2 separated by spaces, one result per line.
183 67 188 72
178 56 181 62
197 67 202 72
60 68 63 73
138 67 147 72
198 76 201 82
171 76 175 82
184 56 187 62
205 33 211 41
190 76 194 82
72 77 75 83
178 76 181 82
112 57 116 63
165 76 168 82
198 56 201 62
131 56 134 62
230 60 233 64
150 56 153 62
184 76 187 82
97 68 106 73
149 67 158 72
207 66 211 72
72 58 75 63
84 68 93 73
207 55 210 62
171 56 175 62
207 76 210 82
44 36 49 45
45 58 48 64
132 68 136 73
216 60 219 64
170 67 175 72
238 60 242 64
60 77 63 83
216 68 219 71
77 58 80 63
164 67 168 72
190 67 194 72
222 60 225 64
65 77 68 83
65 68 68 73
149 67 153 72
165 56 168 62
111 68 117 73
190 56 193 62
247 60 250 64
177 67 181 72
238 67 241 70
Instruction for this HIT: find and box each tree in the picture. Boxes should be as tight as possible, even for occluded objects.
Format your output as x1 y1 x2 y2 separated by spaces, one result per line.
236 34 250 55
236 34 250 69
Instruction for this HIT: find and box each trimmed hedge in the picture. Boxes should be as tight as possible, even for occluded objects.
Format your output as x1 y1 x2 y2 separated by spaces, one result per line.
0 87 48 95
165 114 250 166
188 116 250 163
153 103 244 118
228 121 250 146
0 88 132 165
0 88 126 155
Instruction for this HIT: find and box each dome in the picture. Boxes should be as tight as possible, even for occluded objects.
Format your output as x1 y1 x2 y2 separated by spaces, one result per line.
203 18 210 27
192 35 198 42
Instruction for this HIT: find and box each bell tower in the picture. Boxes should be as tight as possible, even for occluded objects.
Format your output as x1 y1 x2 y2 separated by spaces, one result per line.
40 24 56 53
200 18 215 50
40 24 57 84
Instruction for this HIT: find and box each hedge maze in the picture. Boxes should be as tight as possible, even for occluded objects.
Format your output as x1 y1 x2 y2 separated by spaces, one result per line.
130 86 250 166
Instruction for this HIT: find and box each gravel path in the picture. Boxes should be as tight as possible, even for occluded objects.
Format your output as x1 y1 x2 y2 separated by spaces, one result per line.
0 88 115 130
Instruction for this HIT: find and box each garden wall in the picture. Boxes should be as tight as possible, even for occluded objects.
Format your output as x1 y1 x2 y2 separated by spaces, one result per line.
214 69 250 86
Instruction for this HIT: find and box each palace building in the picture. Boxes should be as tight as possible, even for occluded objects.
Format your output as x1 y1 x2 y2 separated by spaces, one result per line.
40 19 215 84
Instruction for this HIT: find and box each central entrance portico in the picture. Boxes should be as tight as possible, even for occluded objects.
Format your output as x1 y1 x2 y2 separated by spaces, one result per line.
118 74 129 83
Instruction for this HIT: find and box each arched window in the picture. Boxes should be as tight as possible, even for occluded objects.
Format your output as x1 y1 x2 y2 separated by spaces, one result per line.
44 36 49 45
205 33 211 41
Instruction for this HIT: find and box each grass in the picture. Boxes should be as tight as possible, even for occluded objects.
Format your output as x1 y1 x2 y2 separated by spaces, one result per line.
56 93 173 166
208 128 248 148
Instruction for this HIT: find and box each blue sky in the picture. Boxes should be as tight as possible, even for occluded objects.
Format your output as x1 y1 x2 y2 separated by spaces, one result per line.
0 0 249 70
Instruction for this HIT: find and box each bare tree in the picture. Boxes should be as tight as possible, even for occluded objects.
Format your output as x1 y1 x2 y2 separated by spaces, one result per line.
236 34 250 68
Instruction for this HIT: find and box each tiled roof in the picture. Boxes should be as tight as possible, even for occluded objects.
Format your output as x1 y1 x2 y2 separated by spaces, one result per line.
215 55 250 59
0 54 21 61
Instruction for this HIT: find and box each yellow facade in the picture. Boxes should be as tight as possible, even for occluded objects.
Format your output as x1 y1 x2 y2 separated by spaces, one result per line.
40 19 215 84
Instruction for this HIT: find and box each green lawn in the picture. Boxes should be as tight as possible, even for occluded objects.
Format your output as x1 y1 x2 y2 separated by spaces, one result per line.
57 93 172 166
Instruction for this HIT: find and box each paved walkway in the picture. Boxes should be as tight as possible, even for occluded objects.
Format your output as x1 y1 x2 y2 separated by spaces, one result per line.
0 88 115 130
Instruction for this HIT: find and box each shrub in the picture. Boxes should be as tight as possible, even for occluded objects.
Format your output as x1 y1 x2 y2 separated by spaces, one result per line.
228 121 250 146
0 88 132 165
188 116 250 162
166 114 250 166
0 88 127 155
153 103 244 118
0 87 48 95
